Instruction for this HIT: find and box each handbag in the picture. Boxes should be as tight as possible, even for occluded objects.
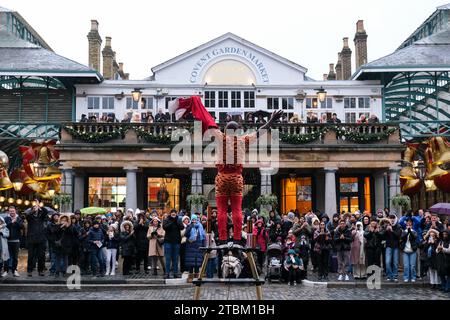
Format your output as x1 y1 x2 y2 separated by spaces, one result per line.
157 237 164 246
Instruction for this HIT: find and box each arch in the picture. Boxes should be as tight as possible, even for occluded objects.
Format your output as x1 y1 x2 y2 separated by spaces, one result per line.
202 59 257 85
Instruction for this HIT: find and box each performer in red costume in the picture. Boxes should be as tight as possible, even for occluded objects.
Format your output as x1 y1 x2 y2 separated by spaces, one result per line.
169 96 283 244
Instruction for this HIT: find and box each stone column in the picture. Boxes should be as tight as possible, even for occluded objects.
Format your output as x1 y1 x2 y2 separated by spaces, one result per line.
374 171 387 212
190 168 204 215
388 166 401 210
260 168 273 195
124 167 138 210
60 167 74 212
324 167 338 218
315 171 325 214
73 171 85 211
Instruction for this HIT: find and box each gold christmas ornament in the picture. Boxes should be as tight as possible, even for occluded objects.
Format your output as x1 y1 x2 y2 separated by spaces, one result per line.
433 137 450 166
424 179 437 192
425 146 448 180
0 168 13 191
0 151 9 169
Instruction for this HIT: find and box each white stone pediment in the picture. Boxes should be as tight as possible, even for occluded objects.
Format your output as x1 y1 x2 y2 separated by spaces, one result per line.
151 33 308 85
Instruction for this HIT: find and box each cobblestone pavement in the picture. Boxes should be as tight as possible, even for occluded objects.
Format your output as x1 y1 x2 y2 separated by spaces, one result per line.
0 285 448 300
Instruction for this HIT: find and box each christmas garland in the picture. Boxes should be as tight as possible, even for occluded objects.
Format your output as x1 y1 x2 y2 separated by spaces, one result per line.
135 128 172 144
334 127 397 144
64 126 126 143
280 127 329 144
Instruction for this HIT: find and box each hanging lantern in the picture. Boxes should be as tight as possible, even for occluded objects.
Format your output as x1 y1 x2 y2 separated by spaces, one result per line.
7 198 14 204
48 180 57 197
315 87 327 102
0 196 5 202
24 200 30 206
16 199 23 205
131 88 143 102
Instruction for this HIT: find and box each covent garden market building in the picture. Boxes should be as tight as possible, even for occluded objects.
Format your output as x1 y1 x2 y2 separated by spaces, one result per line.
0 4 449 217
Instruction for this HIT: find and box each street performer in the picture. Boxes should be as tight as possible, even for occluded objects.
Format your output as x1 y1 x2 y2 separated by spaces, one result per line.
169 96 283 244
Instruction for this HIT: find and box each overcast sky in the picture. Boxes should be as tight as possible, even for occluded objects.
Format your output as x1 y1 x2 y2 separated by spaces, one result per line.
2 0 447 80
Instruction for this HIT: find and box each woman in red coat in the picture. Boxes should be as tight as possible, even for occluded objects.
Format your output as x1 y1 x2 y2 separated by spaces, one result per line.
253 219 269 269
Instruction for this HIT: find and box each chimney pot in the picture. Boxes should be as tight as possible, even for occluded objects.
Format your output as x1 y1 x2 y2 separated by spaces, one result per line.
90 20 99 31
119 62 124 71
357 20 365 33
343 37 349 48
323 74 328 81
105 37 112 47
329 63 335 72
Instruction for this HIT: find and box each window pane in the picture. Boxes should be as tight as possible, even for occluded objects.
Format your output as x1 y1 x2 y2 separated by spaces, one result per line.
88 177 127 211
340 177 358 193
147 178 180 214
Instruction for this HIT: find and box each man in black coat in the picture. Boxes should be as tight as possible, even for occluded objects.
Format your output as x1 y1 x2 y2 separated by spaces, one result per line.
2 206 23 277
134 213 150 274
333 219 352 281
25 204 49 277
364 219 382 268
163 209 184 279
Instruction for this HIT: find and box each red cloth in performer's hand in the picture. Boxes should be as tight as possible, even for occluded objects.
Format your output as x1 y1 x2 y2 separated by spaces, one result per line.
173 96 218 133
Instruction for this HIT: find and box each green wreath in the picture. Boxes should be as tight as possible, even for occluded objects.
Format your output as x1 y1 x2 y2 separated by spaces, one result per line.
64 126 126 143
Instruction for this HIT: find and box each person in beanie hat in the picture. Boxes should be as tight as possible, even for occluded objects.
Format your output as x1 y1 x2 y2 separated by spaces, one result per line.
284 249 303 285
88 220 106 277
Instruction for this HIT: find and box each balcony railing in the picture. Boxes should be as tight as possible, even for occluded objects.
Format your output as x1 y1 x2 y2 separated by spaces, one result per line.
59 122 402 146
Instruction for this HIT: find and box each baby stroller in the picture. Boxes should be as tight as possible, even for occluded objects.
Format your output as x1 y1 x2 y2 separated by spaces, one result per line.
266 243 283 282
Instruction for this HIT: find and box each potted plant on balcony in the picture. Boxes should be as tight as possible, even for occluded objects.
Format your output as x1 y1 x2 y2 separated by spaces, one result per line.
187 194 208 215
52 193 73 212
391 194 411 217
255 194 278 220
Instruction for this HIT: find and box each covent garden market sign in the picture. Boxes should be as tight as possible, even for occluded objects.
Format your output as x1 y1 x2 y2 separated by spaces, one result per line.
189 46 270 84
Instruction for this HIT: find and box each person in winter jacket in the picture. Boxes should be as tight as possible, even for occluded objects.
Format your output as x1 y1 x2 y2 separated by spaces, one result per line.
423 228 441 288
78 220 92 275
314 221 332 281
2 206 23 277
284 249 303 286
269 222 284 244
120 220 136 275
0 217 10 274
380 214 402 282
52 213 78 277
88 220 106 277
364 219 382 268
25 204 48 277
401 218 419 282
184 214 206 275
105 225 119 276
147 217 165 275
179 215 190 273
163 209 185 279
253 219 268 269
333 219 352 281
436 230 450 292
351 221 366 279
45 213 60 276
134 213 149 274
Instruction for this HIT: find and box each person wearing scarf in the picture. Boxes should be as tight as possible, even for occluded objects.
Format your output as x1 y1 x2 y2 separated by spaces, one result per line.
184 214 206 277
351 221 366 279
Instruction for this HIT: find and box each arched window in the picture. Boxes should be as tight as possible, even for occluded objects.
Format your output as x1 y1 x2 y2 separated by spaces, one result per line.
203 59 256 85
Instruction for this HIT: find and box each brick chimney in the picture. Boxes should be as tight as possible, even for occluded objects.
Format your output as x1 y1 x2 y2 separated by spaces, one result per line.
102 37 114 80
341 37 352 80
335 52 343 80
354 20 368 69
327 63 336 80
87 20 102 72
